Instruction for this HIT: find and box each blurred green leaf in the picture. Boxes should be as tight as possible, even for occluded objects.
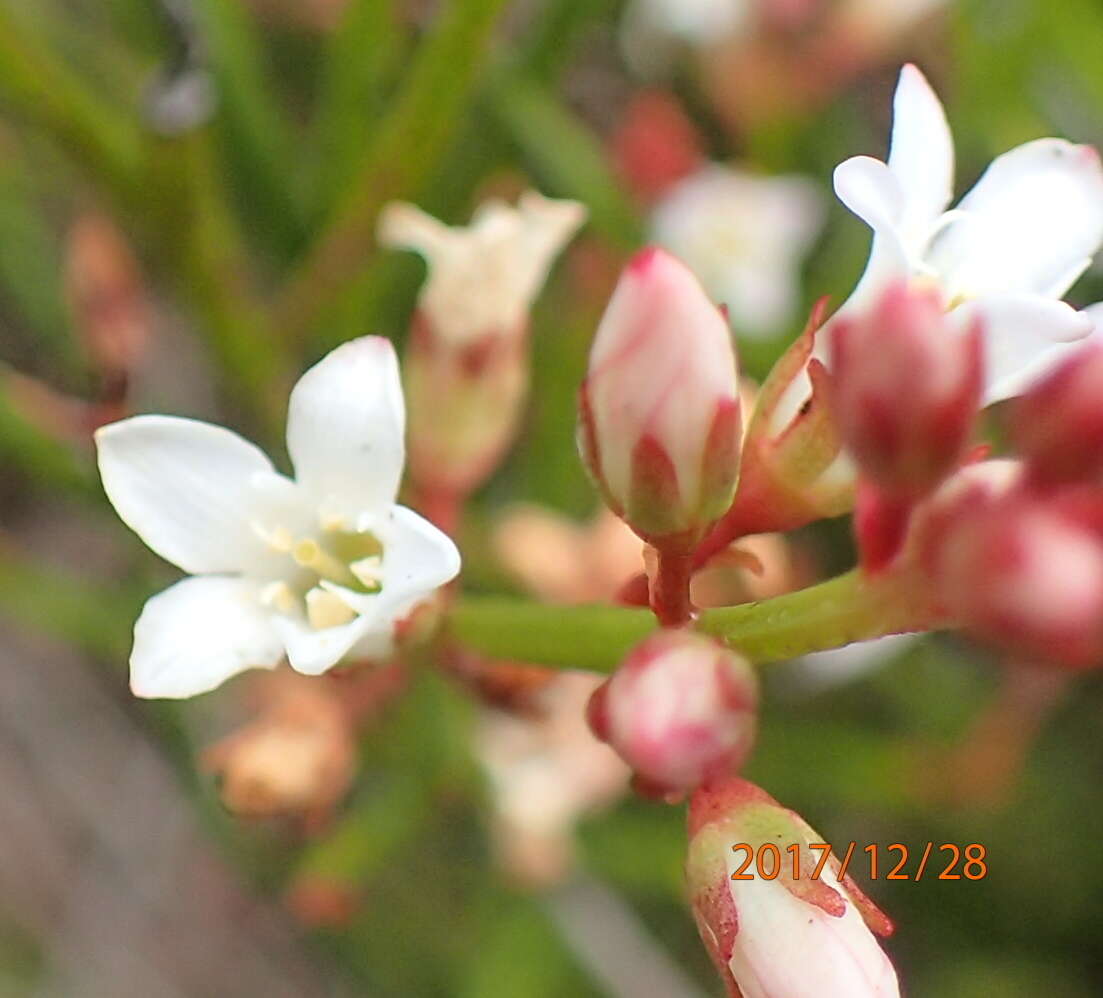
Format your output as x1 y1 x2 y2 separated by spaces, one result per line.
490 75 643 251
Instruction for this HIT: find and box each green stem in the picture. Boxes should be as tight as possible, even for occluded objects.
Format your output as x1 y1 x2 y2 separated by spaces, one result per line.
145 132 289 436
452 569 939 672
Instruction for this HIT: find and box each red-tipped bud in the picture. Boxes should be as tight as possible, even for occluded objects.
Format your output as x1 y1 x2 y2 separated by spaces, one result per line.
586 630 757 797
930 497 1103 669
686 778 898 998
830 283 982 500
1011 340 1103 488
579 248 741 548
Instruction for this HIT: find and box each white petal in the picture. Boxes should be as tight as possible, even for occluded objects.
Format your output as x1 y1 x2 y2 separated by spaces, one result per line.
833 156 905 235
886 64 954 243
96 415 279 574
953 295 1094 404
273 609 376 677
286 336 406 527
130 576 283 699
929 139 1103 300
376 504 462 611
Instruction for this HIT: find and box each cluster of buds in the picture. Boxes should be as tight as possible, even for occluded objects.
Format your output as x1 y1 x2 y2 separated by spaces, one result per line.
686 778 898 997
828 282 1103 668
379 192 585 526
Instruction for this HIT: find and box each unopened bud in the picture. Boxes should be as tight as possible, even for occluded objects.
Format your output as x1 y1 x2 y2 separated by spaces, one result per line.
203 676 355 821
830 283 982 500
1012 340 1103 488
930 497 1103 669
587 630 757 797
686 778 898 998
579 248 741 548
379 192 586 499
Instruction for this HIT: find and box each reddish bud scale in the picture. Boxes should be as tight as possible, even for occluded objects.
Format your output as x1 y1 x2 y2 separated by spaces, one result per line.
830 282 983 501
587 630 758 797
1012 341 1103 488
405 309 529 499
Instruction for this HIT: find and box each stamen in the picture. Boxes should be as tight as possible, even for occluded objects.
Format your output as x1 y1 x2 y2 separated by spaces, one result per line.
351 555 383 590
305 586 357 629
251 522 294 552
292 538 356 585
260 580 297 613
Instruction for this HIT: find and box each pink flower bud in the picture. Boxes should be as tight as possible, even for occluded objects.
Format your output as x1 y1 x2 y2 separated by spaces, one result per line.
686 778 898 998
1012 340 1103 488
579 248 741 547
586 630 757 796
830 283 983 500
931 496 1103 669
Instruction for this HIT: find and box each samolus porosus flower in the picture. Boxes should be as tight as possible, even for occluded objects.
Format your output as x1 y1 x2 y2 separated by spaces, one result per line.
96 336 461 698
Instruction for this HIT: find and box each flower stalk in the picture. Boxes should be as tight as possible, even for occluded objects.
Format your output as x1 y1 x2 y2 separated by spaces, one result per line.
452 567 941 672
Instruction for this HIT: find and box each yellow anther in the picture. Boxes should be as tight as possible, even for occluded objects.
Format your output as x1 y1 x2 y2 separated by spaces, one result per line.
350 555 383 590
305 587 356 630
260 580 297 614
292 537 356 585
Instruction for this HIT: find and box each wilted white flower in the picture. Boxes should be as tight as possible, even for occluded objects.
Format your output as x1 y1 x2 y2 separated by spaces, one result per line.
651 164 824 338
96 337 460 699
377 191 586 346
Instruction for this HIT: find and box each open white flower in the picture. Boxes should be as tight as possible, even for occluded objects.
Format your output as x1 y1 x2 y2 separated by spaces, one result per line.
96 337 460 699
834 63 1103 403
377 191 586 346
651 164 824 338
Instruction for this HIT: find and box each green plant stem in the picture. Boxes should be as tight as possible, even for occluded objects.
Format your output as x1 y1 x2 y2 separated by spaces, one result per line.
274 0 511 347
452 569 940 671
145 132 289 435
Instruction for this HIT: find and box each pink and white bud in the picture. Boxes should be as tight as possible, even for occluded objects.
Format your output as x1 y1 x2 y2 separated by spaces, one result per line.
1011 340 1103 488
379 192 586 500
579 248 741 547
586 630 757 797
929 496 1103 669
686 778 898 998
830 282 983 500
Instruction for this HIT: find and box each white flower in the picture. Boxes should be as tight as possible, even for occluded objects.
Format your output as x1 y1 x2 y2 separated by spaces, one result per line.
833 63 1103 404
96 337 461 699
651 164 824 338
377 190 586 346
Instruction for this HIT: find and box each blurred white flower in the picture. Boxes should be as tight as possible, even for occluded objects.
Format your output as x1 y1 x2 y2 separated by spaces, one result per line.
477 671 630 886
651 165 825 338
621 0 750 75
96 337 460 699
377 191 586 346
834 63 1103 404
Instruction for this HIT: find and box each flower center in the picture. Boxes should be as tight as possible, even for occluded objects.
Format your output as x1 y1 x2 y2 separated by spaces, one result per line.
253 521 384 631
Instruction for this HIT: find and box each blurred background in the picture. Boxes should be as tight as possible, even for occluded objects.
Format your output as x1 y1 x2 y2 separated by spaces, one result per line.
2 0 1103 995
